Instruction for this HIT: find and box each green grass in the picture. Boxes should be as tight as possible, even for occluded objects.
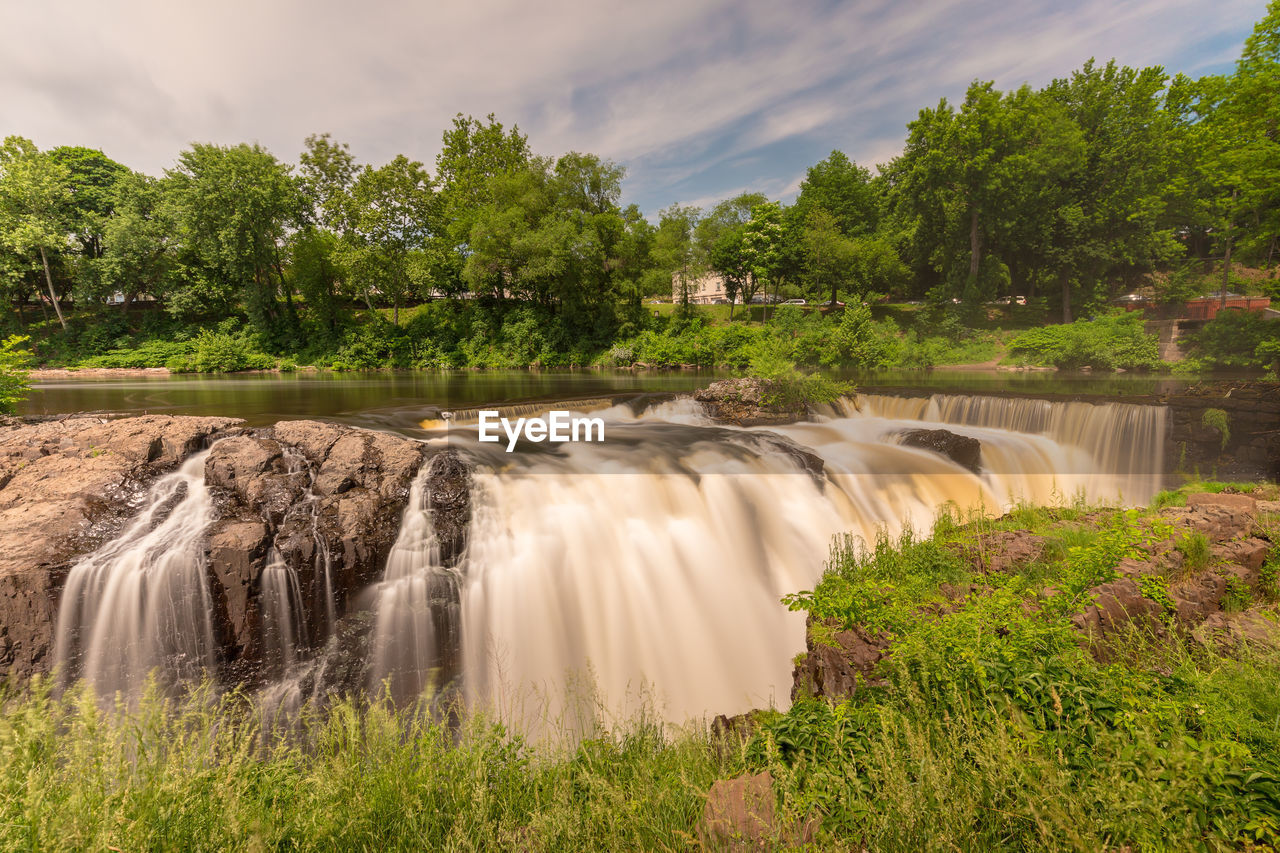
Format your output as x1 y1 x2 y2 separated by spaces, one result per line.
4 491 1279 850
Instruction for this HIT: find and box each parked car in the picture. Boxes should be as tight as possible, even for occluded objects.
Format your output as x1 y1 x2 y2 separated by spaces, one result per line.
781 299 806 305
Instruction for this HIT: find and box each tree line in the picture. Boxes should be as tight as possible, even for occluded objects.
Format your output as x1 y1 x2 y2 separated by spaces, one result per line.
1 2 1277 354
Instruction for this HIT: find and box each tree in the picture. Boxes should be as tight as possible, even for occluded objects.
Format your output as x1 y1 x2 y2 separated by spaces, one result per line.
1043 60 1176 320
741 201 783 307
167 143 302 334
0 334 32 414
462 152 629 332
298 133 357 233
48 147 126 257
650 204 701 312
793 151 878 237
800 207 856 305
699 192 765 317
0 137 72 328
340 155 435 323
435 114 531 294
99 172 179 310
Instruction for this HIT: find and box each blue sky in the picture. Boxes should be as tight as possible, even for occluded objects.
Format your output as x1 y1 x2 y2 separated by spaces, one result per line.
0 0 1268 218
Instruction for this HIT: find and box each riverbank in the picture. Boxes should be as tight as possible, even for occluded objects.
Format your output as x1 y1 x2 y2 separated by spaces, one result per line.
2 481 1277 850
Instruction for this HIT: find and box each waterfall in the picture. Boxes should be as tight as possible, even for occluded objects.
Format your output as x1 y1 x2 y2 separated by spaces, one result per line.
260 552 309 678
52 391 1170 729
366 472 463 706
52 453 217 700
853 392 1166 504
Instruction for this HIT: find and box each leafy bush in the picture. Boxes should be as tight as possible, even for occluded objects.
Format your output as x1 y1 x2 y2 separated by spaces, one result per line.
1007 310 1159 371
747 352 851 409
1203 408 1231 450
191 323 275 372
1187 309 1280 370
76 339 194 369
0 335 32 414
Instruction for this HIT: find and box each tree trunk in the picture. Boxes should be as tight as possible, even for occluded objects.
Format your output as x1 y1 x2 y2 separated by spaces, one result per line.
39 247 67 330
969 207 981 279
1060 269 1072 324
1221 187 1237 310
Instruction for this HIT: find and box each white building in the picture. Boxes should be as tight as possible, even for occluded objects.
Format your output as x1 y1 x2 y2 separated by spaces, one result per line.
671 271 733 304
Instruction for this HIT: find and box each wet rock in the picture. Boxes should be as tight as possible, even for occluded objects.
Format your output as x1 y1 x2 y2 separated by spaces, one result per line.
791 617 889 702
722 431 826 482
694 377 808 427
898 428 982 474
204 421 428 673
0 415 241 678
424 450 472 567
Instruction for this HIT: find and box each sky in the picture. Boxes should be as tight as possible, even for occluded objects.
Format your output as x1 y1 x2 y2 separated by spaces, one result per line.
0 0 1268 217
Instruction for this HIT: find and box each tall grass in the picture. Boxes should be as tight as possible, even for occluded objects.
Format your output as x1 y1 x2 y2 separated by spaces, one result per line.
0 679 737 852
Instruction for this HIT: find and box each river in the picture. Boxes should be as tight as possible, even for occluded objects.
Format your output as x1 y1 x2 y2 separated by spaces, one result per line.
42 369 1173 730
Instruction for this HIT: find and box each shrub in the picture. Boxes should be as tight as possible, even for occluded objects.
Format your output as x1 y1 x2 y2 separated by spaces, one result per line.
1007 310 1159 371
747 353 851 409
0 335 32 414
77 339 194 369
1178 531 1211 572
1203 408 1231 450
1187 309 1280 370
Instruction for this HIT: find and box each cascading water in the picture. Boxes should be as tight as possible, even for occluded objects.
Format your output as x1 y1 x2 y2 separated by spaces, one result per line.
377 393 1168 731
52 390 1169 731
851 393 1167 504
367 473 463 706
52 453 218 699
260 551 309 678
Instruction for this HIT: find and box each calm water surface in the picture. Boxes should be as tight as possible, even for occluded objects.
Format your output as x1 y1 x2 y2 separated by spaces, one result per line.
21 368 1197 428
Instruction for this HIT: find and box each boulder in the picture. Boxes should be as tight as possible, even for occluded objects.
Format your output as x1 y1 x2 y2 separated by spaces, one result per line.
791 617 889 702
952 530 1047 574
0 415 240 678
424 449 473 567
694 377 808 427
699 772 778 851
898 428 982 474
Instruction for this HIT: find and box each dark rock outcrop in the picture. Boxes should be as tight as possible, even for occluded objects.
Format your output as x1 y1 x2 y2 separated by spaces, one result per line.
203 420 428 674
1072 494 1276 647
898 427 982 474
791 617 889 702
424 449 472 567
0 415 241 678
694 377 808 427
1164 381 1280 482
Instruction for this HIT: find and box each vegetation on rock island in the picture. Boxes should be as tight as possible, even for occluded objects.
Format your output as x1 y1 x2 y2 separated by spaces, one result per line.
1 2 1278 376
2 483 1278 851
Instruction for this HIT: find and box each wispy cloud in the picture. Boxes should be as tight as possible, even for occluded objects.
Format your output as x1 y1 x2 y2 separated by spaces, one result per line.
0 0 1265 216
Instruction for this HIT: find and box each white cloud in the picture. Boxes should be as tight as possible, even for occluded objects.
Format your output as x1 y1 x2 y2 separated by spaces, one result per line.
0 0 1264 214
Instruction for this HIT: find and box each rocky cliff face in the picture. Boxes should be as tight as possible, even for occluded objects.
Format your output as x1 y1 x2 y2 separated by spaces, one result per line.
0 415 450 686
1164 382 1280 482
202 420 427 677
0 415 241 678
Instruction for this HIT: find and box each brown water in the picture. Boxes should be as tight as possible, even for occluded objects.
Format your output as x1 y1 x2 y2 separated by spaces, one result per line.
21 368 1193 431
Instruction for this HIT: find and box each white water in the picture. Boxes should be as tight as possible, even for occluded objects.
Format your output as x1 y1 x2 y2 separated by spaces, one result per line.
52 453 218 699
367 474 462 705
53 392 1167 728
387 394 1167 731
